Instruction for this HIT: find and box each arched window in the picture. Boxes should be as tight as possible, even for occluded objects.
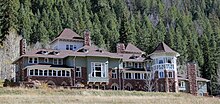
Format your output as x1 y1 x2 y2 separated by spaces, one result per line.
111 83 119 90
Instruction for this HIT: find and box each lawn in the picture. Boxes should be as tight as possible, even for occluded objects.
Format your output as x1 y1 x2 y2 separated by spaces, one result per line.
0 88 219 104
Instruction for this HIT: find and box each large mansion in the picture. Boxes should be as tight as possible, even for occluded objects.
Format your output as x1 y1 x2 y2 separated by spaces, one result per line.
13 28 209 96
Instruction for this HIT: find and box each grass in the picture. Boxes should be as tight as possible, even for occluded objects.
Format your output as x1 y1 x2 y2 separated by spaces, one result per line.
0 88 219 104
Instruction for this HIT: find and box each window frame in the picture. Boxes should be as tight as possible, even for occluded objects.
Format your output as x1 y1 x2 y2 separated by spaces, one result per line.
112 69 117 79
159 71 164 78
168 71 173 78
75 67 82 78
53 58 63 65
28 57 39 64
91 62 107 78
66 45 69 50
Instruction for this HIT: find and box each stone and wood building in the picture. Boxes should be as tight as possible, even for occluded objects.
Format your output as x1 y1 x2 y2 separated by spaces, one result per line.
13 28 209 96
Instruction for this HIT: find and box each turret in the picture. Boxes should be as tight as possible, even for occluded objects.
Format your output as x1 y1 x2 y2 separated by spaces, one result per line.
149 42 180 92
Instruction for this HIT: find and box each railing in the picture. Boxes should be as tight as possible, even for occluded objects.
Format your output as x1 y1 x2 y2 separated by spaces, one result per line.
88 77 109 82
153 63 174 70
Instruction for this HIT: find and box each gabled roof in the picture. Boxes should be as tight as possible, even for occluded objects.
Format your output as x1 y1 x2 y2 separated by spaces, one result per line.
118 53 145 62
57 28 82 39
50 28 84 44
124 43 144 54
150 42 179 55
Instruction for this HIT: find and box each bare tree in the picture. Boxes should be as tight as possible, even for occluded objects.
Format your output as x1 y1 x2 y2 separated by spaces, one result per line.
145 70 156 92
1 28 21 80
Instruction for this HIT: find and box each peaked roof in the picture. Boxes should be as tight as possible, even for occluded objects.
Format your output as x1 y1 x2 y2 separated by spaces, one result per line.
151 42 179 55
124 43 144 54
57 28 82 39
50 28 84 44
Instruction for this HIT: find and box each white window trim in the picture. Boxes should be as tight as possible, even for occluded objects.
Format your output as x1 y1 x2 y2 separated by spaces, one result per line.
180 81 185 88
159 71 164 78
168 72 173 78
91 62 107 78
28 69 71 77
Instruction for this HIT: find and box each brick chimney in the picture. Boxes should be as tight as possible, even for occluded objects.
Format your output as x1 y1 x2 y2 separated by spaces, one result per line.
116 43 125 53
84 30 91 46
187 63 197 95
20 39 26 56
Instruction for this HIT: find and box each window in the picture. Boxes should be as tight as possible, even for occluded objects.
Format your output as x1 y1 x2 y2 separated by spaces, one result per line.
91 62 107 77
168 58 172 63
66 45 69 50
58 70 62 76
44 70 48 76
159 60 163 64
125 73 132 79
28 69 70 77
58 59 62 65
30 69 34 75
112 85 118 90
44 58 48 63
168 72 173 78
138 63 143 68
128 62 132 67
159 71 164 78
49 70 53 76
70 45 73 50
179 81 185 87
134 63 138 68
53 58 63 65
123 62 126 67
53 70 57 76
28 57 38 64
135 73 140 79
35 69 38 75
74 45 77 50
76 67 81 77
66 71 70 76
112 70 117 79
62 70 65 76
39 70 43 76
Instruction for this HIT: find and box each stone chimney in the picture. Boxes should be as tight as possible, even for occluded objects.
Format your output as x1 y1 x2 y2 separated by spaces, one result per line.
116 43 125 53
187 63 197 95
20 39 26 56
84 30 91 46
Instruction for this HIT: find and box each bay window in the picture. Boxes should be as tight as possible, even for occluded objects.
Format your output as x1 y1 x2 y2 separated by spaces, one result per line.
91 62 107 77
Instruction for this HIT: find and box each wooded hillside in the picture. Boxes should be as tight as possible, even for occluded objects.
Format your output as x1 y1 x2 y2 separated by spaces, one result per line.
0 0 219 94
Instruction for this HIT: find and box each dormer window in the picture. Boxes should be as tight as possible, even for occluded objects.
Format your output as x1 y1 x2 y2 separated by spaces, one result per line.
41 51 49 55
96 49 103 53
53 51 59 55
28 57 38 64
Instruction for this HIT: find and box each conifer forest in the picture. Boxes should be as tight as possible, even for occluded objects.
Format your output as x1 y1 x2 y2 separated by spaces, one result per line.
0 0 219 94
